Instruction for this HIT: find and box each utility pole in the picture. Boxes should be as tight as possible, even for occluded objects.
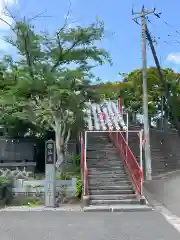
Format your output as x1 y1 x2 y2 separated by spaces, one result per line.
132 6 155 180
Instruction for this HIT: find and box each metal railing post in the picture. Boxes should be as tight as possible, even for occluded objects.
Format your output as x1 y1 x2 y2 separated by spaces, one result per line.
126 112 129 161
83 131 87 196
139 129 143 195
116 131 118 145
80 132 84 184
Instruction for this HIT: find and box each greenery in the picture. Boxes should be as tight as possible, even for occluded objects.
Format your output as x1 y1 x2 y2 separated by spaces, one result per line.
11 197 43 206
0 11 111 169
75 176 83 199
0 179 13 206
0 178 12 183
26 201 41 206
96 67 180 129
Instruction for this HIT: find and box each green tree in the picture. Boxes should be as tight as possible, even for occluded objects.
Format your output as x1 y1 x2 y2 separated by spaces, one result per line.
0 16 111 167
96 67 180 128
120 67 180 118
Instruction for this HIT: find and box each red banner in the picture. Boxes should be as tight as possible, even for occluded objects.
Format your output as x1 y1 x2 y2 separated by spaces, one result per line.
119 96 123 113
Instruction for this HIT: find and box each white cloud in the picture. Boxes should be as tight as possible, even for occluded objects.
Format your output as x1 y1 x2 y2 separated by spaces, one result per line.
167 52 180 64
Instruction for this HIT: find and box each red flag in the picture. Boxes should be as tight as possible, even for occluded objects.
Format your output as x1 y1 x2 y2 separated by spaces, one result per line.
101 112 105 120
119 96 123 113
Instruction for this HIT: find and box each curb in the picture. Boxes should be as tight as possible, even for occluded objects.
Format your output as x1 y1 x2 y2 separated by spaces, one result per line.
83 205 153 212
0 206 83 212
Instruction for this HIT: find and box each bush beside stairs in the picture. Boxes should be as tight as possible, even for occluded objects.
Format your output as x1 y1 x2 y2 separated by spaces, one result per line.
83 132 152 212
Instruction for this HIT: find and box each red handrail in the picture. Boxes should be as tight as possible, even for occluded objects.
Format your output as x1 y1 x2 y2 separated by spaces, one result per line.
109 131 143 195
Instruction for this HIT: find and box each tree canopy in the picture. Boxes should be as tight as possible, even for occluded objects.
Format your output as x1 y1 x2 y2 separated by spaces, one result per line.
0 14 111 167
96 67 180 126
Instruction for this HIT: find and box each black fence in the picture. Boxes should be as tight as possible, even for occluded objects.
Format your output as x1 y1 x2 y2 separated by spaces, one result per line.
0 137 36 169
0 137 79 170
0 138 35 162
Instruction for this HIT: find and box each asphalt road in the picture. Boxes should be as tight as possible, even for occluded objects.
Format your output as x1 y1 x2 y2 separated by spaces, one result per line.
0 211 179 240
145 171 180 217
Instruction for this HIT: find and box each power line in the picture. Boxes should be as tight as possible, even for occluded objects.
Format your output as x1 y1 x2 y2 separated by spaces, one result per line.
146 12 180 47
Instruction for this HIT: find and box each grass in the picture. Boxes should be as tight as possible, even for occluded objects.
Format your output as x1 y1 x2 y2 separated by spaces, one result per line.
0 178 12 183
26 201 42 207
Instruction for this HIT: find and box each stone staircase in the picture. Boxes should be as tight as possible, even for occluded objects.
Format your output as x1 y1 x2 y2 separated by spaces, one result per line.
86 132 141 206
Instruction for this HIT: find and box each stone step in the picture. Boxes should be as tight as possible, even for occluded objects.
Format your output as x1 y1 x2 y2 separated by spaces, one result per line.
88 163 122 167
87 147 115 151
88 135 108 138
88 138 109 140
88 167 125 171
88 175 129 183
88 173 128 181
87 145 114 148
88 172 127 176
87 142 113 145
87 156 120 160
88 165 124 169
87 147 116 150
88 173 127 178
89 199 140 205
88 185 133 190
87 156 119 159
88 166 124 170
88 179 131 187
87 149 117 153
89 161 121 164
88 165 123 168
87 158 121 162
87 159 123 163
86 159 122 161
88 160 120 163
88 136 109 139
87 155 120 158
87 152 117 155
89 189 134 195
89 180 131 185
87 150 118 153
88 166 123 169
84 205 153 212
90 194 136 200
88 169 125 174
88 173 128 180
88 161 123 165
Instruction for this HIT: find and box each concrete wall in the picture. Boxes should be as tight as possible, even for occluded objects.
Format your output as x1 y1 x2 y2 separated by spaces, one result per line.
12 178 76 195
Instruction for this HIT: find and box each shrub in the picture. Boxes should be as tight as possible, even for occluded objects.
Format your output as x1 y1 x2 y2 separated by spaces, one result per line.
75 176 82 199
0 178 13 205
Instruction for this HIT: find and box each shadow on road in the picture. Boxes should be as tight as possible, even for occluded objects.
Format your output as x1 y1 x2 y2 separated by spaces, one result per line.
144 170 180 217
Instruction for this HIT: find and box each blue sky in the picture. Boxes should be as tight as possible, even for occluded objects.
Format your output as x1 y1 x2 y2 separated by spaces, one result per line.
1 0 180 82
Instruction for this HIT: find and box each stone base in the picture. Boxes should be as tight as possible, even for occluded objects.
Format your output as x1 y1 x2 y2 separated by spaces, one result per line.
82 195 89 207
140 196 147 205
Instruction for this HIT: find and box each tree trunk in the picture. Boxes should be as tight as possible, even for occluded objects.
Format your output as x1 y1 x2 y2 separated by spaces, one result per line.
54 123 65 168
54 118 71 168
